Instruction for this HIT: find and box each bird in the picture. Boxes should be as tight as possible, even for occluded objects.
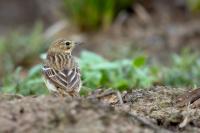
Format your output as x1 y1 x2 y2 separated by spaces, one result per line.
42 39 82 97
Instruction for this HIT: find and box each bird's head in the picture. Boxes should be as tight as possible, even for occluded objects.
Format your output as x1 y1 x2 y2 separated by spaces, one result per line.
48 39 81 54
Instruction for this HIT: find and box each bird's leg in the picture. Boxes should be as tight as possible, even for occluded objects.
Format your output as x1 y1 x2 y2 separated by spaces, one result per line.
51 92 60 97
68 91 80 98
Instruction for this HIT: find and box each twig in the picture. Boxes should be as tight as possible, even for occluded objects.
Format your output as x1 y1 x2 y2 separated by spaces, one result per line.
116 91 123 105
87 89 115 99
128 112 159 130
176 88 200 107
179 102 191 128
128 112 171 133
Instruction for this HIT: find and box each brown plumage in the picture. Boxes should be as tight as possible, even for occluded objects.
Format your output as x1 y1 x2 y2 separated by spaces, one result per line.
42 39 82 97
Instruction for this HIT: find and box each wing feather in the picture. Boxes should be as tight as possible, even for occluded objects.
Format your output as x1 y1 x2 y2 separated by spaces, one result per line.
42 65 81 92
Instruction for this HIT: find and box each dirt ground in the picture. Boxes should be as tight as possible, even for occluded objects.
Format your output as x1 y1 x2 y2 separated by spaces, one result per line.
0 86 200 133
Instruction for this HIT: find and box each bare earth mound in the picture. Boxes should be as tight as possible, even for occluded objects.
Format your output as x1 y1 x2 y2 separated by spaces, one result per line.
0 86 200 133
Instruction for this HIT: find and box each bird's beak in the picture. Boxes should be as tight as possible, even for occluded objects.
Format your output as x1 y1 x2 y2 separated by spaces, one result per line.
74 41 83 45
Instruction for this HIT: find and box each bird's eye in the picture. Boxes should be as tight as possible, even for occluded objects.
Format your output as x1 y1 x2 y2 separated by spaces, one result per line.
65 42 70 46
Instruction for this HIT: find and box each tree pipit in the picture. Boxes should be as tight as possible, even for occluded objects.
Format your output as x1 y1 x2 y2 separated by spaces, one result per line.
42 39 82 97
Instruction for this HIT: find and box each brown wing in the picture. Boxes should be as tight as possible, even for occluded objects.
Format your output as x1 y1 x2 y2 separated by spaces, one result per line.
42 65 81 92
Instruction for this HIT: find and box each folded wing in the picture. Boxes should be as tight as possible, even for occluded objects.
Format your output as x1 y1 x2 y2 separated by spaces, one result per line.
42 65 81 92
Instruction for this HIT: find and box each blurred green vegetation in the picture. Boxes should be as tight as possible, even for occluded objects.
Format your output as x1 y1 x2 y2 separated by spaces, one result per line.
2 65 48 95
63 0 133 31
79 51 157 91
62 0 200 31
1 49 200 96
163 49 200 87
0 23 48 76
187 0 200 12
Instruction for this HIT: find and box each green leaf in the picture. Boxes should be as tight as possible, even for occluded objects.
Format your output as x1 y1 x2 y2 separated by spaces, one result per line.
132 55 146 68
80 51 106 64
1 85 16 94
83 71 102 87
28 64 42 77
92 62 118 70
